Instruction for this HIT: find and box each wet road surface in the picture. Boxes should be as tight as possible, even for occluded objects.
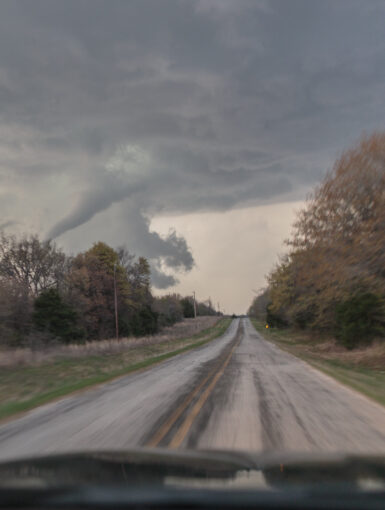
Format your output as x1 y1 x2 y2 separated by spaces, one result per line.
0 318 384 460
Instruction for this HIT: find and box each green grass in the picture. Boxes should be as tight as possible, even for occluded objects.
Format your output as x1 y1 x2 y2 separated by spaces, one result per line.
250 319 385 407
0 317 232 421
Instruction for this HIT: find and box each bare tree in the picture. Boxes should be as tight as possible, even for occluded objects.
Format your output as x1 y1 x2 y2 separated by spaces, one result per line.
0 233 69 297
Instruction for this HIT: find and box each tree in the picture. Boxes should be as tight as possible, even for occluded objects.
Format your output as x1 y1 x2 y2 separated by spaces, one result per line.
248 289 270 322
0 279 31 345
259 132 385 340
180 297 195 318
68 242 157 339
128 305 158 336
68 242 126 339
335 293 384 349
0 233 69 343
127 257 151 306
33 288 84 343
153 294 183 328
0 233 69 297
196 300 216 316
120 254 157 336
287 133 385 328
266 255 296 326
0 233 162 343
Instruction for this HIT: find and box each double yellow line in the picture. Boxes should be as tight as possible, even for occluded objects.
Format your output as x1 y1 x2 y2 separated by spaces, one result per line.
146 331 242 449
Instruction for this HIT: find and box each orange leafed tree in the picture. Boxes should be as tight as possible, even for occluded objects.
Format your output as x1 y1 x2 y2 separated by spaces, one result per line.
267 132 385 330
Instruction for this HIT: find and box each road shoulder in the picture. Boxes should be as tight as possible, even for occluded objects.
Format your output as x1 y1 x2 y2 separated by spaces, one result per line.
250 319 385 408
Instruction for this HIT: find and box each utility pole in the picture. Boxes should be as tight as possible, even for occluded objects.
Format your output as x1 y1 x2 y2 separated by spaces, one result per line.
217 302 220 315
113 262 119 341
193 290 197 319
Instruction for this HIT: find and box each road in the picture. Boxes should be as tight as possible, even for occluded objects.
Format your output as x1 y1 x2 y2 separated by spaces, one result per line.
0 318 385 460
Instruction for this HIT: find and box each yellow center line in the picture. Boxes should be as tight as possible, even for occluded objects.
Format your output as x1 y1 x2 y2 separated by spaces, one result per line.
145 349 231 447
168 335 242 449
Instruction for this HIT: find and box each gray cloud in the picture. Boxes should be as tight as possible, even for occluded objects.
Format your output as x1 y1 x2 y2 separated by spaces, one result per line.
0 0 384 287
149 266 178 290
122 206 194 274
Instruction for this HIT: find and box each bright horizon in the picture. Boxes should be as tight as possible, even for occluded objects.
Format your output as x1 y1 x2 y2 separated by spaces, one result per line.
151 200 302 314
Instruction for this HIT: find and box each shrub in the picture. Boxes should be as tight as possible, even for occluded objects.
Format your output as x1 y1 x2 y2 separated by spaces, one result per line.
334 293 384 349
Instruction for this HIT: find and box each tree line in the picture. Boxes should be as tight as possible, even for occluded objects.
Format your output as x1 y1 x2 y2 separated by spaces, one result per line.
248 132 385 349
0 234 218 346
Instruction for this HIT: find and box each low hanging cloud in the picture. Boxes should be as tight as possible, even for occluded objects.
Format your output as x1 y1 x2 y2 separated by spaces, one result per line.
150 266 178 289
118 203 195 280
1 1 385 287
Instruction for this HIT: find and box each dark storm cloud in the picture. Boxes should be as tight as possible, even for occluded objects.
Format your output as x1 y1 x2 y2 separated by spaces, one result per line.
150 267 178 290
119 205 195 273
1 0 385 286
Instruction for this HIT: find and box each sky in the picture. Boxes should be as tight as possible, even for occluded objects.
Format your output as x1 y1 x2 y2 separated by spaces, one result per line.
1 1 385 313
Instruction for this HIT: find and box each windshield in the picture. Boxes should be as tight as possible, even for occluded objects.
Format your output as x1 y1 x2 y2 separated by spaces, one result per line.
0 0 384 485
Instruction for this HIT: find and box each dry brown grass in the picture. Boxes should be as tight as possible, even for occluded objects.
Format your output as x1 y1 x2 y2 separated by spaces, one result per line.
254 322 385 370
309 339 385 369
0 316 219 368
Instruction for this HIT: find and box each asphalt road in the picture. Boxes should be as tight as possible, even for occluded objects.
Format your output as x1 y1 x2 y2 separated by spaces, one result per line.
0 318 385 460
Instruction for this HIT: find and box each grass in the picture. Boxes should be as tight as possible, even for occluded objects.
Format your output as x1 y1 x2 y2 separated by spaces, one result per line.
0 316 220 366
0 317 232 421
250 319 385 407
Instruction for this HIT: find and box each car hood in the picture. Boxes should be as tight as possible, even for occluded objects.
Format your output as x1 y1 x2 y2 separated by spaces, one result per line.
0 448 385 491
